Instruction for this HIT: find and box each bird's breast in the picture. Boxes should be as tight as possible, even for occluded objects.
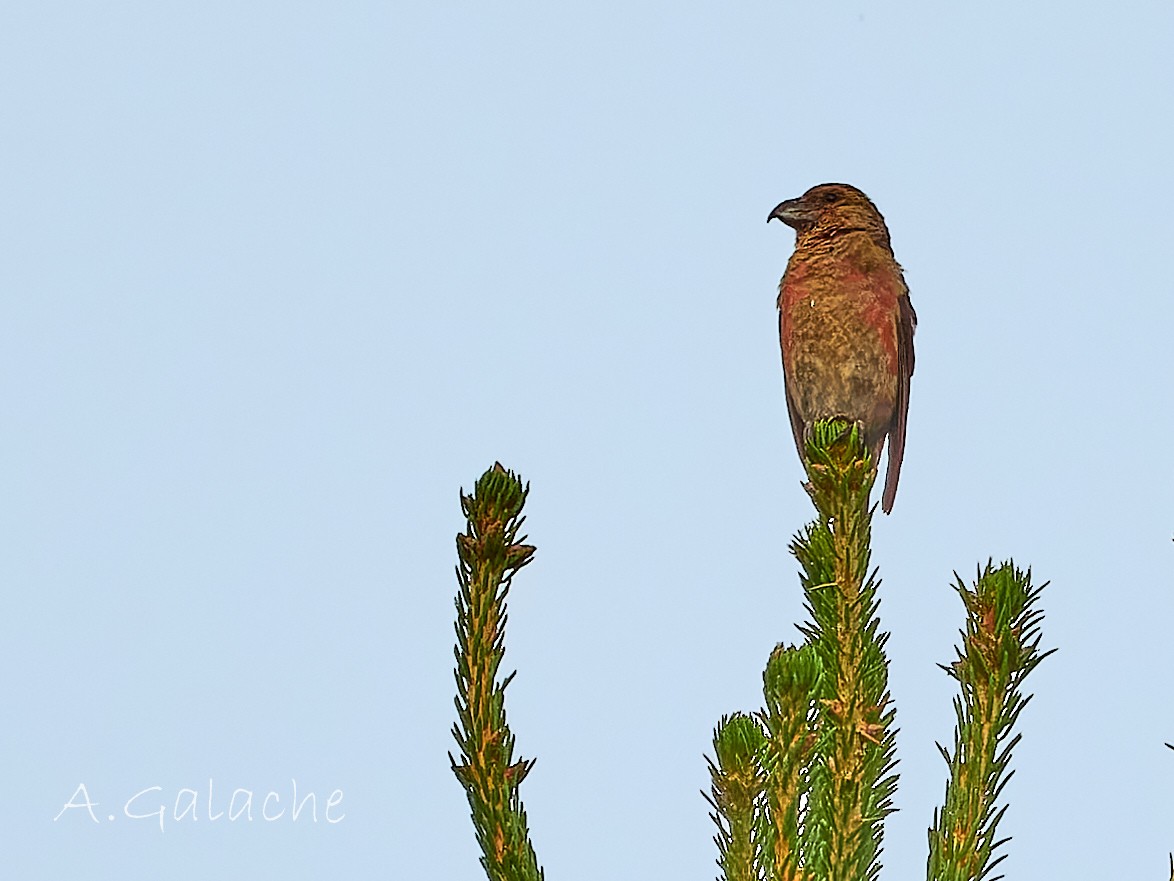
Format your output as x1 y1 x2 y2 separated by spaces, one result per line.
777 240 904 439
778 245 903 367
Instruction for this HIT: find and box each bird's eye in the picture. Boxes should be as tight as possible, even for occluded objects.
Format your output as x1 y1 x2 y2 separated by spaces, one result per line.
823 192 840 204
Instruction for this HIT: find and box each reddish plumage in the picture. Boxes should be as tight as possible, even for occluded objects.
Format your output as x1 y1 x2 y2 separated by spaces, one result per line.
768 183 916 513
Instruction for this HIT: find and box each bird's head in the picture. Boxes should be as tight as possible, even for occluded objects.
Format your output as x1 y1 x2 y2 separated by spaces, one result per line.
768 183 891 248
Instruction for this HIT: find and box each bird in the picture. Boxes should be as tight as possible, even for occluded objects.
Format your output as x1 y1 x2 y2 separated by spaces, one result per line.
767 183 916 513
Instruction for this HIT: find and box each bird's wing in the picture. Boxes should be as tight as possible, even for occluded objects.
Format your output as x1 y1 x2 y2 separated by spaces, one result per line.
779 305 808 462
882 286 917 513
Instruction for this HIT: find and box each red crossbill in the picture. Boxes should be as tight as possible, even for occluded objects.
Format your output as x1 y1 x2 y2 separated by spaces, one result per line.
768 183 916 513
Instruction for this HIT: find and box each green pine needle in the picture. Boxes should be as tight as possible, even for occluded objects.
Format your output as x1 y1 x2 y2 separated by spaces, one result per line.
927 561 1052 881
792 419 898 881
759 643 824 881
706 713 768 881
451 464 543 881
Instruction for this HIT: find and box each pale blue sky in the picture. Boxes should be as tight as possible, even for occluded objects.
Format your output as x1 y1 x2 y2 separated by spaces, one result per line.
2 2 1173 878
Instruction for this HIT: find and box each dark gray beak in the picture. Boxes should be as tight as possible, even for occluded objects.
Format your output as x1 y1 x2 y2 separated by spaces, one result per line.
767 197 814 230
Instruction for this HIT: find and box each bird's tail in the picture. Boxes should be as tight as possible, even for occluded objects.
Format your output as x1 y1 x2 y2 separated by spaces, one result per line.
880 434 904 514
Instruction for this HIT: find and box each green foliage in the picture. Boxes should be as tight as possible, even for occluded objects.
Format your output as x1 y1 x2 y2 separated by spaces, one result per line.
450 463 542 881
449 437 1059 881
704 419 897 881
927 562 1052 881
703 420 1051 881
790 420 898 881
760 643 823 881
708 714 769 881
